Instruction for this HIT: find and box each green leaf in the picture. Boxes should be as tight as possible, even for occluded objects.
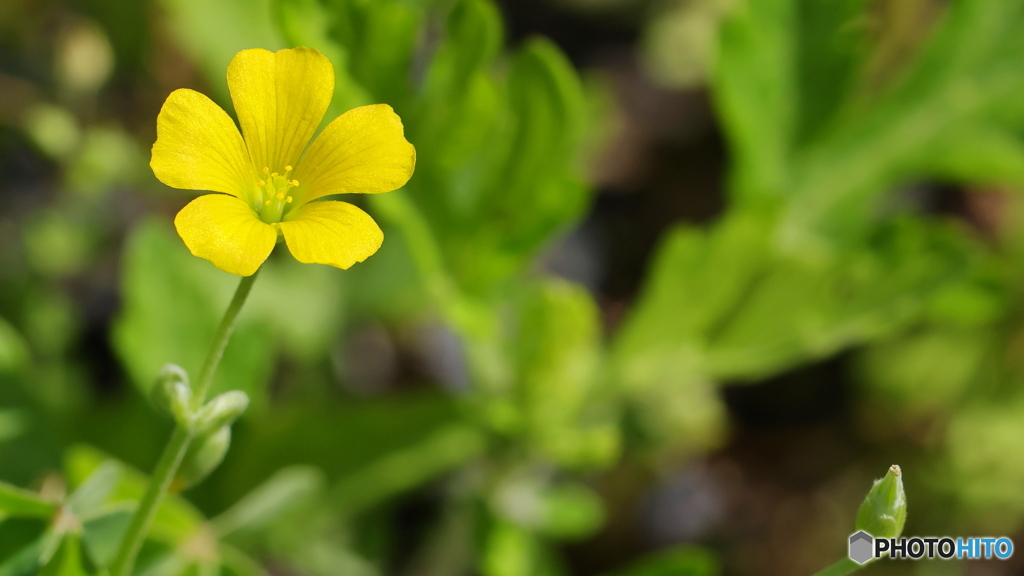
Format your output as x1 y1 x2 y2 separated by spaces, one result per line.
0 531 59 576
480 521 537 576
536 484 604 540
612 213 772 389
500 38 589 249
67 462 120 519
218 544 266 576
0 481 55 519
516 280 618 468
446 0 503 86
0 409 26 445
81 508 133 569
331 424 485 514
38 534 90 576
64 445 205 545
0 317 29 374
328 0 423 104
607 546 719 576
714 0 797 200
212 465 324 537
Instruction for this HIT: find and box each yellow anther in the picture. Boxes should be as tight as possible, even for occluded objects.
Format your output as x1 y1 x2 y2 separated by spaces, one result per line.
263 167 270 174
271 172 278 178
286 196 293 203
276 193 285 200
285 165 293 172
257 180 265 187
291 180 299 186
264 200 271 206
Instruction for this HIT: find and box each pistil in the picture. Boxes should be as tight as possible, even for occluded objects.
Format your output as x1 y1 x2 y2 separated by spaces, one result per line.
256 165 298 223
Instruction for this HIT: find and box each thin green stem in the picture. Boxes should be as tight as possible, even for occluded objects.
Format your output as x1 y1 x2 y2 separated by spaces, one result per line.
193 271 259 405
810 558 862 576
110 271 259 576
108 427 191 576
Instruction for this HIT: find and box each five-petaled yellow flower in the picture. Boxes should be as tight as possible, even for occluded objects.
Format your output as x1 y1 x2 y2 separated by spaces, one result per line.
151 47 416 276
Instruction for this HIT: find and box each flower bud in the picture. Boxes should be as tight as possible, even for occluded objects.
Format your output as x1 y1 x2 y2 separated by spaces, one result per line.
192 390 249 436
856 464 907 539
175 426 231 490
151 364 192 425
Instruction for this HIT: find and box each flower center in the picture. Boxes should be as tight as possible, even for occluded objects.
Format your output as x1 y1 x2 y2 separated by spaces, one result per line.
256 166 298 223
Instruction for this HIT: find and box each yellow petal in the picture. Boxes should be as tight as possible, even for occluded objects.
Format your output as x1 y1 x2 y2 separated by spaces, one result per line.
174 194 277 276
292 104 416 204
227 47 334 173
278 201 383 269
151 89 252 199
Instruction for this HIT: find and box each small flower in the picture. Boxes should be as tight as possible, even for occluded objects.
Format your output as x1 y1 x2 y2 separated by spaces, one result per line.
151 47 416 276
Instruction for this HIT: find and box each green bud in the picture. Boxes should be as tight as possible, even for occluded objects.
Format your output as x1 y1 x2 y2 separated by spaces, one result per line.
176 426 231 490
856 464 907 539
192 391 249 436
151 364 192 424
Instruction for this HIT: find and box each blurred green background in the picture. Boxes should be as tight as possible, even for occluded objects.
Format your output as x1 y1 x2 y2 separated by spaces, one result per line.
2 0 1024 574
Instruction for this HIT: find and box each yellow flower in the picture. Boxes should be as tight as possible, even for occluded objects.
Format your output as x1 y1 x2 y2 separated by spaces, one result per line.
151 47 416 276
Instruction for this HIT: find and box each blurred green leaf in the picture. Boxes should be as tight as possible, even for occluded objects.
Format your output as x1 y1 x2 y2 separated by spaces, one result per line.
536 484 604 540
332 424 485 514
0 410 27 445
0 482 55 519
38 534 90 576
67 462 120 519
858 328 991 412
0 532 60 576
213 465 324 537
0 317 29 375
327 0 423 104
446 0 503 87
516 280 618 468
64 445 204 545
480 521 537 576
714 0 796 201
606 546 718 576
80 508 132 569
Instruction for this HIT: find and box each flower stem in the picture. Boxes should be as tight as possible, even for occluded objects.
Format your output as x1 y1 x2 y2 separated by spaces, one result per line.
110 271 259 576
810 558 862 576
193 271 259 405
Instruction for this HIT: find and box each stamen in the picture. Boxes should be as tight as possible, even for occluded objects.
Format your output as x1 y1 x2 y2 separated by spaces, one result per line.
291 180 299 186
286 196 293 203
263 167 270 174
276 193 285 200
265 200 271 206
257 180 265 187
285 165 293 172
271 172 278 178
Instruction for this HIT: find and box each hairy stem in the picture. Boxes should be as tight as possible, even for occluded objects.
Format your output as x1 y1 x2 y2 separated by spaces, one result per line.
110 271 259 576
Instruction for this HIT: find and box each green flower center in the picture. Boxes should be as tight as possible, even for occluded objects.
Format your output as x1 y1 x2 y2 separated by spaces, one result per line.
256 166 299 223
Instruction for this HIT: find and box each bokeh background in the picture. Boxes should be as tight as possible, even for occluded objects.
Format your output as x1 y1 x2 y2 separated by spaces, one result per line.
2 0 1024 574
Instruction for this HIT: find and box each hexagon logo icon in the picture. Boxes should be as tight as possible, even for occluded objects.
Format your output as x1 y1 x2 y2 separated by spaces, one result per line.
849 531 874 564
